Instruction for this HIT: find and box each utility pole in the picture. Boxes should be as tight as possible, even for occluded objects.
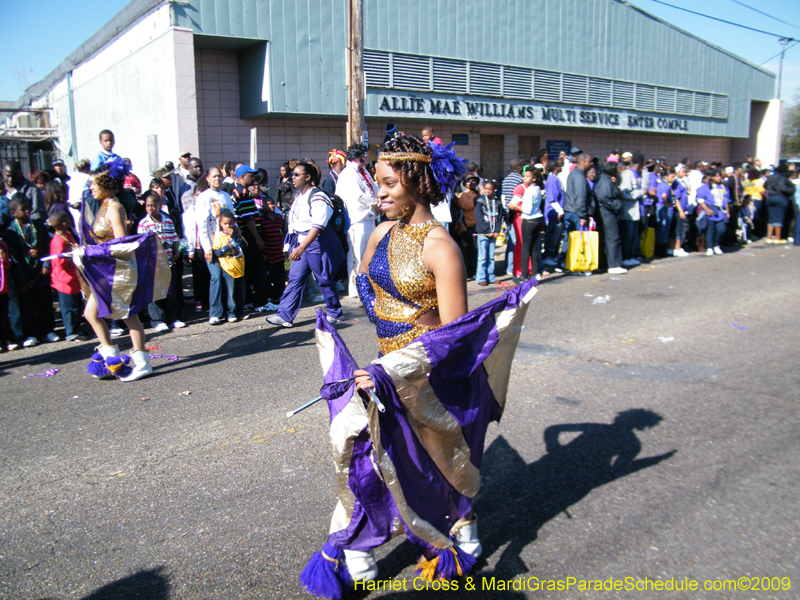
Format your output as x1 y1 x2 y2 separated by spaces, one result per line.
347 0 365 148
777 37 792 99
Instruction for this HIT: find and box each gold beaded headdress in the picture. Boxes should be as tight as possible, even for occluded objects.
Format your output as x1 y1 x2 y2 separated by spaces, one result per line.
378 151 431 163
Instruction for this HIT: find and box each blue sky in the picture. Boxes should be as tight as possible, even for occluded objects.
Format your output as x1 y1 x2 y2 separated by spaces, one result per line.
1 0 798 104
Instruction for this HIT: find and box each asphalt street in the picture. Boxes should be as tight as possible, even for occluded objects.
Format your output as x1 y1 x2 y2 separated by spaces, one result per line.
1 240 798 600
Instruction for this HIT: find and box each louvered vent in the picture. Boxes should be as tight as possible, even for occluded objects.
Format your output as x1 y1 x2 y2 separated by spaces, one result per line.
433 58 467 93
363 49 390 88
562 73 587 104
656 87 676 113
711 95 728 119
503 66 532 98
470 62 502 96
534 70 561 102
392 53 431 91
361 48 728 119
694 92 711 117
588 78 612 106
612 80 635 109
636 84 655 111
676 90 694 115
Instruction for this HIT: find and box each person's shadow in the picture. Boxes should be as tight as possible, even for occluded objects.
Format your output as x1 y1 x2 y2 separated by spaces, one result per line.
36 567 169 600
374 409 676 598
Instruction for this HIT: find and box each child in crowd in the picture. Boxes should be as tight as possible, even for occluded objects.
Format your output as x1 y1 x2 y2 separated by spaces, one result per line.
0 239 11 351
48 211 86 341
2 197 57 347
44 181 75 233
259 197 286 310
473 180 503 286
213 210 246 322
137 193 184 331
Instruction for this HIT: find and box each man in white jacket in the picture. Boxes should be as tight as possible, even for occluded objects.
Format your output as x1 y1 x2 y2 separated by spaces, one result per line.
335 142 378 297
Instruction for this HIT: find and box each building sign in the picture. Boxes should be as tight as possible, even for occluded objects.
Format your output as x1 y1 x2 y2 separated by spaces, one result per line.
370 92 700 135
546 140 572 159
452 133 469 145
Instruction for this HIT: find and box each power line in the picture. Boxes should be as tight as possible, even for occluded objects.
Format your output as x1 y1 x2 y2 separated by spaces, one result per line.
648 0 793 39
761 40 800 66
781 83 800 99
728 0 800 32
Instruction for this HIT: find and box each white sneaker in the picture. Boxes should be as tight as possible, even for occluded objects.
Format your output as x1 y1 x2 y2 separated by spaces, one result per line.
343 549 378 583
326 315 344 324
266 301 280 312
109 325 125 337
228 316 238 323
23 337 38 348
7 343 20 351
675 249 690 257
153 321 170 332
45 332 61 343
208 317 221 325
706 249 714 256
713 246 723 255
267 315 293 328
172 320 186 329
608 267 628 274
121 350 152 382
253 304 271 313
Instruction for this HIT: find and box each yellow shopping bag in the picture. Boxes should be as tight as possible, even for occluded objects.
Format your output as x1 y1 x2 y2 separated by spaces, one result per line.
565 228 599 272
640 227 655 258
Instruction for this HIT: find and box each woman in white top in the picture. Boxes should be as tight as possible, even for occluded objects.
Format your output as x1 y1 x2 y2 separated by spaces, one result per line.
509 168 544 281
194 167 234 324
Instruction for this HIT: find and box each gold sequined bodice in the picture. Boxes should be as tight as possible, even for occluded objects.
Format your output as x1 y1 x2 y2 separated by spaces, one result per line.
91 199 119 242
369 220 441 356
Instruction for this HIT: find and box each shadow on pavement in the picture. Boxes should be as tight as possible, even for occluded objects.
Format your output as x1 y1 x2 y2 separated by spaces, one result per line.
373 409 676 599
37 567 169 600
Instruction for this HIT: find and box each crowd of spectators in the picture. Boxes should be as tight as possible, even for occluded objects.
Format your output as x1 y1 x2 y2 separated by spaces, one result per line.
1 126 798 351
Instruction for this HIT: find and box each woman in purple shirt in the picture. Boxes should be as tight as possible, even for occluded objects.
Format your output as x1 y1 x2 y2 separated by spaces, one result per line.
695 169 730 256
670 165 689 256
655 168 676 255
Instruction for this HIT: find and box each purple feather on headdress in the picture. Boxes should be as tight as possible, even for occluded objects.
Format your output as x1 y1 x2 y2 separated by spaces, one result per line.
104 157 131 182
428 141 468 194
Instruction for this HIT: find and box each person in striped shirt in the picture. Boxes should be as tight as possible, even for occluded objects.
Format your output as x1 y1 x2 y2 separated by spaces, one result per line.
137 193 184 331
259 197 286 310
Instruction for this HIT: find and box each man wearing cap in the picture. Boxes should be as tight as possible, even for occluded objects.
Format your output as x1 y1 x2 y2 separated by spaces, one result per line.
619 151 645 267
155 166 184 240
232 164 270 310
177 151 192 179
335 142 378 298
51 159 69 195
558 146 581 189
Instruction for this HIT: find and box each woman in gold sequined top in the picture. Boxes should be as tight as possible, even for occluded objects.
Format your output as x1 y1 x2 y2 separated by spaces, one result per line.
354 134 467 373
82 171 152 381
344 133 481 583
